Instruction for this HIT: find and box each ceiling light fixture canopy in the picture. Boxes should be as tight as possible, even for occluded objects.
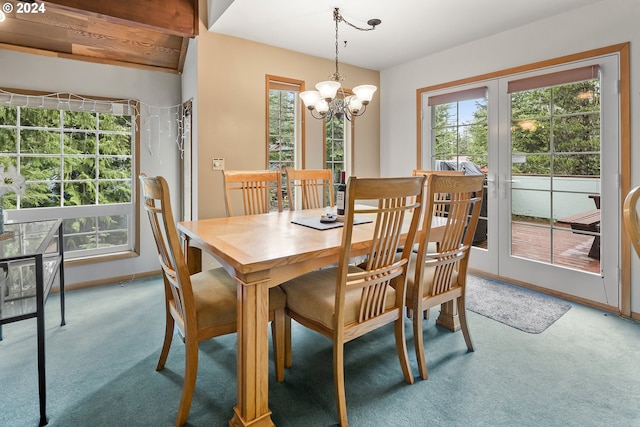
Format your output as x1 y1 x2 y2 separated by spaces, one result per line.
299 8 380 121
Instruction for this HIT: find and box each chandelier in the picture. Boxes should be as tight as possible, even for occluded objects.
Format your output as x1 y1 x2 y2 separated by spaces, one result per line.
299 8 381 121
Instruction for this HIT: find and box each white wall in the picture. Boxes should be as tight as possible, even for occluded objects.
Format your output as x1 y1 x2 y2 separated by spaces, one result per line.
380 0 640 311
0 49 183 287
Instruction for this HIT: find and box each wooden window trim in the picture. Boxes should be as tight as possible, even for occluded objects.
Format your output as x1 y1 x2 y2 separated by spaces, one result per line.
265 75 306 168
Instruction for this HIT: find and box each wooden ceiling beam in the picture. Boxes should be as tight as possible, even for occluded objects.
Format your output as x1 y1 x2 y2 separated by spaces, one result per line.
45 0 199 37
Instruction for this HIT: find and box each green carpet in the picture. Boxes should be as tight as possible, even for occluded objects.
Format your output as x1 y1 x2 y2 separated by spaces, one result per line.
1 276 639 426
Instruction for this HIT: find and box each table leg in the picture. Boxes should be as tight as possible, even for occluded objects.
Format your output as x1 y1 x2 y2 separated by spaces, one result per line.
1 263 7 341
36 256 48 426
58 224 66 327
37 303 48 426
230 277 274 427
436 301 461 332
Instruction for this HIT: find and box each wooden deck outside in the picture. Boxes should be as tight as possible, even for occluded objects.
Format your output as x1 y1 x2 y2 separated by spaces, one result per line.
473 219 601 274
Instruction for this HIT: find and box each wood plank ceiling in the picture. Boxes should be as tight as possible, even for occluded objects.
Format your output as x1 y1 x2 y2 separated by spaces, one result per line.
0 0 198 73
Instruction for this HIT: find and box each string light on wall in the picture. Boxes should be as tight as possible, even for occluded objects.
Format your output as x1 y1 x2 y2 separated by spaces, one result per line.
299 8 380 121
0 89 189 160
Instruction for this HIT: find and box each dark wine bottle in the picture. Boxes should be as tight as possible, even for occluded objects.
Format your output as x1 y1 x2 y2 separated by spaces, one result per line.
336 171 346 216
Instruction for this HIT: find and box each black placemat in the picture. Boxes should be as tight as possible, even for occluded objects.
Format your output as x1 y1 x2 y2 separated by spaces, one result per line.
291 216 372 230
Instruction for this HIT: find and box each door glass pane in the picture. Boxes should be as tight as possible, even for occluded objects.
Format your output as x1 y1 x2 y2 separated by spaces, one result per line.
510 77 600 273
431 96 488 249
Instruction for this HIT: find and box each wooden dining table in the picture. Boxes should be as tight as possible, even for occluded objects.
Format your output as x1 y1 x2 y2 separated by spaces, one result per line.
177 206 451 426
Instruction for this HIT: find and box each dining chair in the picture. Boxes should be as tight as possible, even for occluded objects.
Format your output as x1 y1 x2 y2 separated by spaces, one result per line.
284 168 334 210
623 186 640 258
405 174 484 380
139 174 287 426
281 175 425 427
282 168 335 364
408 169 468 322
222 169 283 216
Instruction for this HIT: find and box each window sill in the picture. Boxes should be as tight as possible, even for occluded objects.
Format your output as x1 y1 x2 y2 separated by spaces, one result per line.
65 250 139 267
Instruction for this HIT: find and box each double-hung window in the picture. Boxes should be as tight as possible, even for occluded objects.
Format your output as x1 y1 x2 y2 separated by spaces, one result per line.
266 75 305 210
0 91 138 261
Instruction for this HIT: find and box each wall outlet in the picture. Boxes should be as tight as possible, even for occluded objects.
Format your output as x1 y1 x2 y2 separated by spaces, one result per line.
212 158 225 170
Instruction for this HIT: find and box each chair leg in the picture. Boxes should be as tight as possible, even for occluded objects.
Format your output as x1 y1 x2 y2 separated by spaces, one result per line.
271 307 286 383
284 313 292 368
413 306 428 380
333 342 348 427
395 317 414 385
457 296 474 351
156 310 175 371
176 336 198 427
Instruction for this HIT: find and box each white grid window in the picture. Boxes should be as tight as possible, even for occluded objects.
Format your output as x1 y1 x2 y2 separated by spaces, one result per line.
0 93 138 260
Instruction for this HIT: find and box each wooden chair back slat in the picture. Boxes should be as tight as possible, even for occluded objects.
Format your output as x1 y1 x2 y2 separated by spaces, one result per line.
285 168 334 210
412 169 466 229
623 186 640 258
223 170 283 216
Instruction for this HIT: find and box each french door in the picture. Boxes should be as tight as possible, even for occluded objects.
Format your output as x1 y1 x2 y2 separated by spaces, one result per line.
421 54 620 308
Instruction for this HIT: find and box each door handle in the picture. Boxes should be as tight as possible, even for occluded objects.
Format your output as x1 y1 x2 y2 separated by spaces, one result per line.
500 174 513 199
486 174 498 198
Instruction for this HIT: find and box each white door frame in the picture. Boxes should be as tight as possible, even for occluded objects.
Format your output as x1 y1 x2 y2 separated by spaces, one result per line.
420 54 621 309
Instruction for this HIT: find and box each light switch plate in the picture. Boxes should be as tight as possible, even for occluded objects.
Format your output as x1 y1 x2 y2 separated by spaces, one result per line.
212 158 225 170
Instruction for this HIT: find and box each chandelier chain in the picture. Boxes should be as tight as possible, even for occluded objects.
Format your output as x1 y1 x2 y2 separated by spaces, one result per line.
333 9 343 82
331 8 378 82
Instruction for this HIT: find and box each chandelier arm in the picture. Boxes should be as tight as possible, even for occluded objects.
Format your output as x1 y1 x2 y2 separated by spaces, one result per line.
344 103 367 122
309 109 327 120
334 8 378 32
351 103 367 117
